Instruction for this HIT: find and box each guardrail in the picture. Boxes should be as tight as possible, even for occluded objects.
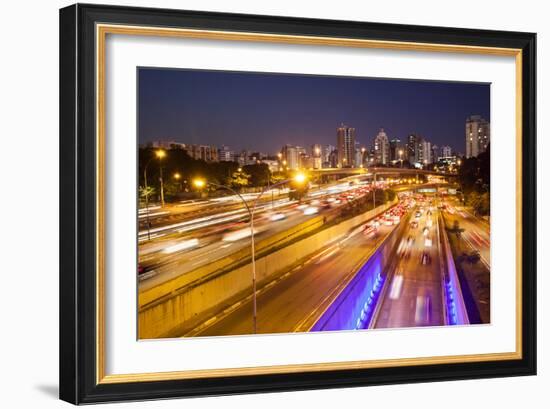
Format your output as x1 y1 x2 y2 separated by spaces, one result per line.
438 213 470 325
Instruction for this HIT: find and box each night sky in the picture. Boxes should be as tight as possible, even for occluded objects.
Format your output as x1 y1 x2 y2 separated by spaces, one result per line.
138 68 490 154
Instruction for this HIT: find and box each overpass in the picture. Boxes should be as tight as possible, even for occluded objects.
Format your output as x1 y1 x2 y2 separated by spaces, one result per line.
313 167 455 178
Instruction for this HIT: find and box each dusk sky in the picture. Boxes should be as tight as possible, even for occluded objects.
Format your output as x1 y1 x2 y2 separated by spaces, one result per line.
138 68 490 154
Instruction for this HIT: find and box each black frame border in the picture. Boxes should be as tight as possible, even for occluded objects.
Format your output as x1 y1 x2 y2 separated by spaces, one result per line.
59 3 536 404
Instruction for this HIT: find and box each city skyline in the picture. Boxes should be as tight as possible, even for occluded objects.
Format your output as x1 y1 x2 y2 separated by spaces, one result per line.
138 68 490 154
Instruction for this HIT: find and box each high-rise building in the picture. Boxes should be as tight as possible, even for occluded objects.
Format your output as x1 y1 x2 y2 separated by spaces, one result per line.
373 128 390 165
299 153 314 169
407 134 418 164
354 141 366 168
389 138 402 162
218 145 235 162
337 124 356 167
281 144 306 170
430 144 438 164
329 149 338 168
237 150 251 166
465 115 490 158
322 145 335 168
418 139 432 165
440 145 452 159
366 149 375 166
311 144 323 169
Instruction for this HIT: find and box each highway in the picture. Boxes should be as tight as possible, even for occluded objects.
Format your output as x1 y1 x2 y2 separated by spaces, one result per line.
373 201 445 328
136 177 489 339
191 211 401 336
138 180 387 291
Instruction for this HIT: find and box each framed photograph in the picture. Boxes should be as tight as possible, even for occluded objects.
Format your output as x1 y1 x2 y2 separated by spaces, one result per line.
59 3 536 404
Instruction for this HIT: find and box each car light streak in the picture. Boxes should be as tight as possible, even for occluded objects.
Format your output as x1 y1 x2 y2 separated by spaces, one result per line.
389 273 404 300
138 211 169 219
162 238 200 254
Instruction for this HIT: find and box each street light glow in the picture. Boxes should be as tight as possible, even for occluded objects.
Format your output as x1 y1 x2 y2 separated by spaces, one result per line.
173 172 181 180
193 179 206 188
294 172 307 184
155 149 166 159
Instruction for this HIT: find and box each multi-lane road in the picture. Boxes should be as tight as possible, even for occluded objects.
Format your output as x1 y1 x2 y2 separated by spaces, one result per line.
373 202 445 328
446 203 490 268
138 178 492 338
138 180 383 290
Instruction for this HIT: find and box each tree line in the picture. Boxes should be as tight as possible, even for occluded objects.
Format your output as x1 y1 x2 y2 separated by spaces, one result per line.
457 144 490 216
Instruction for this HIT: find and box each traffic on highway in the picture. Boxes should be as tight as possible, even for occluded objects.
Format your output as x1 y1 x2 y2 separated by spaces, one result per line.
138 178 393 289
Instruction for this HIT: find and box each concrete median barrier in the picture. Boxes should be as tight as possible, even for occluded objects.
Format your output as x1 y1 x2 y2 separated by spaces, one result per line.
309 211 409 332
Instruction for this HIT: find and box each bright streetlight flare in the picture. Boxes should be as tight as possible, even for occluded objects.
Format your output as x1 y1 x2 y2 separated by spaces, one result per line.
193 179 206 188
294 172 307 184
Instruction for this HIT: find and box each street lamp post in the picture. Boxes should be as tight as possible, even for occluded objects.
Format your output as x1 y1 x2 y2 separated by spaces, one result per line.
159 163 165 207
142 149 166 240
372 173 376 209
193 172 307 334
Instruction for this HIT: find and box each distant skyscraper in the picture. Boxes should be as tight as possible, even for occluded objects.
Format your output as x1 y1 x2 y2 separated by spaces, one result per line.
373 128 390 165
440 145 452 159
281 144 306 170
407 134 418 164
322 144 335 168
389 138 402 162
299 153 314 169
465 115 490 158
337 124 356 167
418 139 432 165
329 149 338 168
430 144 438 164
311 144 322 169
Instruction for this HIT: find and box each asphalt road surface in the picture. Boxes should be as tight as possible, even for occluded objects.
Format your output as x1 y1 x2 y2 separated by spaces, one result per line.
191 219 398 336
373 204 445 328
449 204 490 268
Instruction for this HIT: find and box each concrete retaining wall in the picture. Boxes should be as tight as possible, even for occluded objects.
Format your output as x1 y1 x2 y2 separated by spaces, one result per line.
139 199 397 339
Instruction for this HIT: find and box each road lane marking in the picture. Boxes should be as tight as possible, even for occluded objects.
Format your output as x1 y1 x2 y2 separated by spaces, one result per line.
315 247 340 264
192 258 209 266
